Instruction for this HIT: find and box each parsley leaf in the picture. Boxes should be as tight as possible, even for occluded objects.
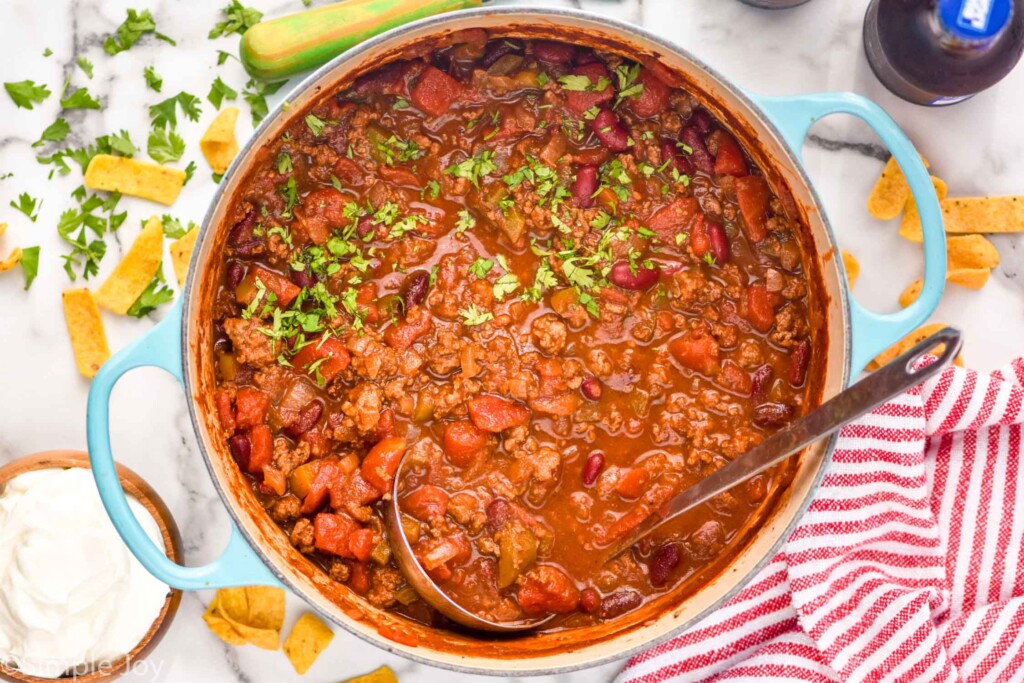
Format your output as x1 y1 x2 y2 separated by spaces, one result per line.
144 65 163 92
4 80 51 109
492 272 520 301
183 160 197 185
209 1 263 39
242 78 287 127
460 304 493 327
19 246 40 289
60 86 100 110
32 118 71 148
455 209 476 233
445 151 496 188
10 193 41 222
77 57 95 79
469 258 493 279
161 215 196 239
208 76 238 109
127 269 175 317
107 129 138 157
149 92 201 128
104 9 174 55
305 114 326 136
276 152 293 174
558 74 610 92
148 127 185 164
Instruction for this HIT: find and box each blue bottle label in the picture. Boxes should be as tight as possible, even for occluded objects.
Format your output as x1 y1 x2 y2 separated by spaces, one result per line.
928 94 975 106
958 0 994 30
938 0 1013 40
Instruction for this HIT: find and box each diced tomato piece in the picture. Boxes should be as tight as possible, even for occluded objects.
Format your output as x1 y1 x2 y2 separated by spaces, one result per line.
333 157 363 186
348 528 376 563
517 566 581 616
689 214 710 260
616 467 650 499
348 562 371 594
563 63 613 116
442 420 489 467
355 282 380 325
735 176 771 242
709 130 749 177
360 436 407 494
383 306 432 351
403 485 449 521
299 460 343 515
247 425 274 476
467 395 531 433
330 470 385 515
746 284 776 333
647 197 700 244
669 330 721 376
313 512 360 557
380 165 421 187
215 389 235 434
234 387 269 429
410 66 463 116
236 266 301 308
625 68 670 118
292 336 350 384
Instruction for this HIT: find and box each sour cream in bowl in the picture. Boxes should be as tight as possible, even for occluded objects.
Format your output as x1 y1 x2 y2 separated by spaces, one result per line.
0 452 181 682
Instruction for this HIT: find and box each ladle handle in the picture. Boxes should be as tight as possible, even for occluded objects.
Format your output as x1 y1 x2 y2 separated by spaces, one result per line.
607 327 962 558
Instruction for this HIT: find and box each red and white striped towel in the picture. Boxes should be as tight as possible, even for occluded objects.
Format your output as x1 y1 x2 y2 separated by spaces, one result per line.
617 359 1024 683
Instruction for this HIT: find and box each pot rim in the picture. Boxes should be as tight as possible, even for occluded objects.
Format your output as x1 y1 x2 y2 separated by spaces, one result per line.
180 5 850 675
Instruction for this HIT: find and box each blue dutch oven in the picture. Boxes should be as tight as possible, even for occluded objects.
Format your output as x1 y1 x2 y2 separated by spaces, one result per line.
86 8 946 675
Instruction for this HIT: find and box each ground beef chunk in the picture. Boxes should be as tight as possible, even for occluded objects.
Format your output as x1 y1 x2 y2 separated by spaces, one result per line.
269 494 301 523
273 438 311 475
367 565 404 608
290 518 314 554
327 558 350 582
531 313 569 355
223 318 278 367
342 382 384 435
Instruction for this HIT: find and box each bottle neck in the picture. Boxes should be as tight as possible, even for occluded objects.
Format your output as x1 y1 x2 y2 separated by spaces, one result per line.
934 0 1013 48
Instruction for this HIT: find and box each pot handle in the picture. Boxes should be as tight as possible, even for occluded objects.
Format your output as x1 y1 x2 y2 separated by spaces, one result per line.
751 92 946 372
240 0 484 81
87 298 281 590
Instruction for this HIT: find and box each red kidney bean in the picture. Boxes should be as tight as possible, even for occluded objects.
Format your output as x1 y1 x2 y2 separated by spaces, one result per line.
481 39 523 67
226 261 246 289
590 108 630 152
570 164 599 208
750 364 774 402
355 215 375 239
533 40 576 64
648 543 682 588
706 221 730 264
579 587 602 613
229 434 251 471
789 339 811 386
609 260 660 291
599 590 642 619
660 140 694 176
680 126 714 173
690 108 713 134
574 50 601 66
284 401 323 439
401 270 430 309
289 268 317 289
228 209 258 245
580 375 603 401
753 402 794 428
581 451 605 487
486 498 513 531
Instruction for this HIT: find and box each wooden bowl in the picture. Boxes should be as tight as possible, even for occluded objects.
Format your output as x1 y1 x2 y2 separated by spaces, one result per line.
0 451 183 683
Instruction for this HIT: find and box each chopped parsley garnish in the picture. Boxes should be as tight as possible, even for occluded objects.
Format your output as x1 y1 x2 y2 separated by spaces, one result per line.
523 260 558 301
19 246 40 290
503 155 568 209
455 210 476 233
5 80 51 110
276 152 293 174
209 1 263 39
10 193 41 222
243 78 287 126
77 57 95 79
703 252 717 266
460 304 493 327
374 135 421 166
149 92 202 128
422 180 441 201
613 63 644 106
393 97 409 109
161 215 195 239
279 176 299 218
60 86 101 110
32 118 71 148
208 77 238 109
107 130 138 157
183 160 197 185
144 66 163 92
147 127 185 163
57 191 124 280
126 268 175 317
445 151 496 188
536 72 550 87
104 9 174 55
469 258 493 279
305 114 327 136
557 73 610 92
492 272 520 301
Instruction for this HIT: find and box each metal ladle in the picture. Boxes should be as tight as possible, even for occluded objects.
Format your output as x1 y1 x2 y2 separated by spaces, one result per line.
384 326 962 632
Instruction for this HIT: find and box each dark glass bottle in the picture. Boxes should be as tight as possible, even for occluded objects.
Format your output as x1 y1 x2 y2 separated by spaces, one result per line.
738 0 812 7
864 0 1024 106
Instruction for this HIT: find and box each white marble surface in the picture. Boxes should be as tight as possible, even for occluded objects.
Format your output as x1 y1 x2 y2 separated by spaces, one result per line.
0 0 1021 681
